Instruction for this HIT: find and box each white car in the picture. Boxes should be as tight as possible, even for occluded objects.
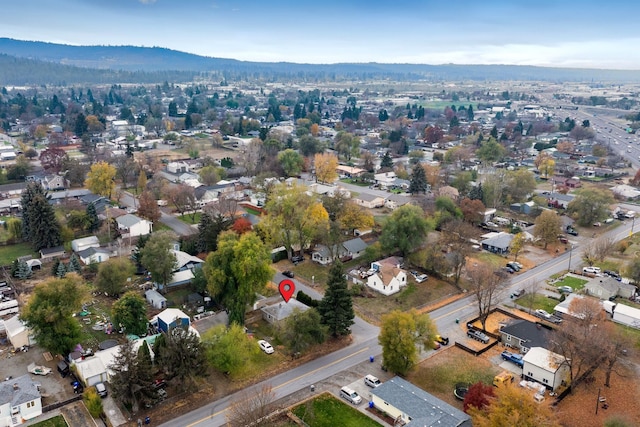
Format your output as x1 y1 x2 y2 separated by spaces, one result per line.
535 309 552 319
258 340 274 354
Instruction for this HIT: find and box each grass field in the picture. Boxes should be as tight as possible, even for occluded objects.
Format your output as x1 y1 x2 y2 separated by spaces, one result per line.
553 276 588 291
178 213 202 224
0 242 38 266
30 416 68 427
292 393 382 427
515 292 558 313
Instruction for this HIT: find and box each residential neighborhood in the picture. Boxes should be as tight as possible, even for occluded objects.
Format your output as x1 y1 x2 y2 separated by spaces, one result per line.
1 51 640 427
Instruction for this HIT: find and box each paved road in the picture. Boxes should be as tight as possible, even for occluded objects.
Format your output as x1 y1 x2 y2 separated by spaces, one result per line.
159 214 639 427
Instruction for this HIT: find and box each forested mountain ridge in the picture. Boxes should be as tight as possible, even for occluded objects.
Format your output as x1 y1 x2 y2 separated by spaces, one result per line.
1 37 639 85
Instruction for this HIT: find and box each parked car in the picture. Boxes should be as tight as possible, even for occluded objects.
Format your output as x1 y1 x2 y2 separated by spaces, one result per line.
535 309 552 320
467 329 490 344
95 382 108 398
511 289 525 298
558 285 573 294
503 266 515 274
435 335 450 346
364 374 381 388
258 340 275 354
411 271 428 283
340 386 362 405
282 270 294 278
506 262 521 272
604 270 621 279
291 255 304 264
583 266 601 275
558 236 569 244
500 350 525 368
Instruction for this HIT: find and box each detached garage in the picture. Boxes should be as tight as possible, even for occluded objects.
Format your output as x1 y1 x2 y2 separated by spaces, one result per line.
4 315 35 349
612 303 640 329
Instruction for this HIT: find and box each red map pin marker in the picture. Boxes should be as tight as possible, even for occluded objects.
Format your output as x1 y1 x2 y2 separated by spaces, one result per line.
279 279 295 303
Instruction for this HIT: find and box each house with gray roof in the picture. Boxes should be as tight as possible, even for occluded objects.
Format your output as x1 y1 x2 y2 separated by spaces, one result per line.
116 214 152 237
547 192 575 209
78 247 111 265
370 376 471 426
481 232 513 254
0 374 42 425
500 319 552 353
352 192 385 209
261 299 310 324
584 276 636 300
312 237 368 265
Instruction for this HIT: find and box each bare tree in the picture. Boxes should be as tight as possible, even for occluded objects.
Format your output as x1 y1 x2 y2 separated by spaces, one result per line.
166 184 196 217
519 280 541 314
600 322 635 388
226 384 278 427
549 297 609 389
592 236 616 263
467 264 508 331
204 193 239 220
440 219 476 290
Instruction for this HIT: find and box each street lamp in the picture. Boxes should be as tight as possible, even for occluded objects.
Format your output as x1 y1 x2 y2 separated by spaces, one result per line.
567 244 575 274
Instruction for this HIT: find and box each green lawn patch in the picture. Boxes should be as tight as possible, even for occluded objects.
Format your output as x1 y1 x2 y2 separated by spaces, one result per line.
243 207 262 216
515 293 558 313
30 415 69 427
339 178 369 187
554 276 588 290
474 252 506 268
178 213 202 225
292 393 381 427
0 242 38 267
291 261 329 287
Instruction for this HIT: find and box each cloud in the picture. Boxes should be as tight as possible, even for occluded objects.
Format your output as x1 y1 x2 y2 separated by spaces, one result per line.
138 0 157 4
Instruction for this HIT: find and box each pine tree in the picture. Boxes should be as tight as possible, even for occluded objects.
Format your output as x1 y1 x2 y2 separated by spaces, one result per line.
318 261 354 337
86 203 100 233
67 253 82 273
55 261 67 278
15 260 32 279
380 151 394 169
51 258 61 276
409 164 429 194
20 182 47 242
20 182 61 251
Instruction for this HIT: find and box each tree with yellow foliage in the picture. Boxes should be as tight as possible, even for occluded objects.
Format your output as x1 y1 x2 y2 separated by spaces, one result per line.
314 152 338 183
468 384 560 427
535 152 555 178
85 161 116 199
337 201 374 234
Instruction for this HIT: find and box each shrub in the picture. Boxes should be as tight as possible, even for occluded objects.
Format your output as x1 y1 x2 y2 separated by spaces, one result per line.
296 291 319 308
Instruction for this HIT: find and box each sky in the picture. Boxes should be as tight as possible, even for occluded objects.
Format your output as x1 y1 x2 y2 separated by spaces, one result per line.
4 0 640 70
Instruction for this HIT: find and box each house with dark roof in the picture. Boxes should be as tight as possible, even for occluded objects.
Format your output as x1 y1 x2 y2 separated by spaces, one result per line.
39 246 65 261
500 319 552 353
311 237 368 265
547 192 574 209
78 247 111 265
0 374 42 425
370 376 471 426
481 232 513 254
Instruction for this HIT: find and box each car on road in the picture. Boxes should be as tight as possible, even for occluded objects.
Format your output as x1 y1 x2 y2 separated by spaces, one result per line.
535 309 552 320
500 351 524 368
558 285 573 294
258 340 274 354
510 289 525 298
282 270 294 278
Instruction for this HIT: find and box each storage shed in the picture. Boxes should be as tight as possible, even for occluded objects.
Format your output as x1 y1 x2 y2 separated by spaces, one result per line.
145 289 167 310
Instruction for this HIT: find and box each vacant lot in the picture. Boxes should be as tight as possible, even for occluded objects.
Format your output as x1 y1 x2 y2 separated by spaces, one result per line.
292 393 381 427
353 279 458 324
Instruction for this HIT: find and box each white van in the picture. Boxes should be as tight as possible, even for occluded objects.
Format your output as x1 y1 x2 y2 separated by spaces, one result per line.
340 386 362 405
583 266 601 274
364 374 381 388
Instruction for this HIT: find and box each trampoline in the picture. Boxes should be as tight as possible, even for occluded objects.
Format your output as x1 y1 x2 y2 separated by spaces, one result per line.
98 339 119 351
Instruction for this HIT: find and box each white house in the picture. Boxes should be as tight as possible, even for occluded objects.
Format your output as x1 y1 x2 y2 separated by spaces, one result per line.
0 375 42 426
612 303 640 329
3 315 35 349
367 257 407 296
352 192 385 209
522 347 570 391
370 376 471 427
374 171 397 189
77 247 111 265
116 214 153 237
145 289 167 310
41 174 67 191
166 161 190 174
71 236 100 253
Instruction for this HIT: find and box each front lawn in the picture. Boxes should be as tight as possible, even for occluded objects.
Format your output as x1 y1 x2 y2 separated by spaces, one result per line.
0 242 38 267
292 393 382 427
354 278 458 323
178 213 202 225
515 292 558 313
30 415 68 427
340 178 369 187
553 276 588 291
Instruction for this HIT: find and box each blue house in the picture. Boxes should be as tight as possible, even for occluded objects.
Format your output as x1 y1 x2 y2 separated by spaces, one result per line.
155 308 190 333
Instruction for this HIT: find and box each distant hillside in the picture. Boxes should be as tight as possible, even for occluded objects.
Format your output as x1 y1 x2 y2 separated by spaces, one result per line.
1 38 639 84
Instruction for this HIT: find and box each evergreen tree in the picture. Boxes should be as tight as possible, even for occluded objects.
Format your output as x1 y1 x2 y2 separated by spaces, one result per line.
490 125 498 139
469 183 484 201
318 262 354 337
86 202 100 233
15 260 32 279
20 182 47 242
67 253 82 274
20 182 61 250
380 151 394 169
409 164 429 194
10 259 19 277
110 340 156 413
51 258 61 276
197 212 231 253
467 105 474 121
55 261 67 278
